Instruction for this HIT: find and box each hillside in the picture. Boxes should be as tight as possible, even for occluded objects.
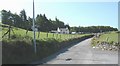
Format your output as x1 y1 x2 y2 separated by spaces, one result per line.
1 23 90 42
1 23 94 64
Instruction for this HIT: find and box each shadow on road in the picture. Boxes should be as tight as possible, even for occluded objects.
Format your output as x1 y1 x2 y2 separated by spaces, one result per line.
27 38 93 66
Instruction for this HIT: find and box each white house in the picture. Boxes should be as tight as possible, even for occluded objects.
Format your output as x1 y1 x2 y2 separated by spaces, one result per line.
57 27 69 34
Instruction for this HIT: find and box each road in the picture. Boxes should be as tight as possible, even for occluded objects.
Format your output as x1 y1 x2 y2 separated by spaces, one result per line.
33 38 118 65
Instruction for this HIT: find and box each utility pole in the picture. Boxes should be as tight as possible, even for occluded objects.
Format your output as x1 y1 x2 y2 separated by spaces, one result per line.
33 0 37 54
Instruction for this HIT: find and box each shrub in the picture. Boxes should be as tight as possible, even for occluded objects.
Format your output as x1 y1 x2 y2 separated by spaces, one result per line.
97 41 99 43
109 41 114 45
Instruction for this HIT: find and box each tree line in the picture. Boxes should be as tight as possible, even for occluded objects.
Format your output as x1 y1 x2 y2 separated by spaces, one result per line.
1 9 118 33
1 9 70 32
70 26 118 33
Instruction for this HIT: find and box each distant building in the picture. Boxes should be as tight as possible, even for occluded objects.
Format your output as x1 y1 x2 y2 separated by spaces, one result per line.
57 27 69 34
71 32 76 34
51 27 69 34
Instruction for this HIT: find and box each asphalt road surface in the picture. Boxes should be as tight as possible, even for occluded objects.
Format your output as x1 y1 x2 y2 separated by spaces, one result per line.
34 38 118 65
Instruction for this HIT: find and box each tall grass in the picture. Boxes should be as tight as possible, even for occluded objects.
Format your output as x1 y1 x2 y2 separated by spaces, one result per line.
97 31 118 42
91 31 119 47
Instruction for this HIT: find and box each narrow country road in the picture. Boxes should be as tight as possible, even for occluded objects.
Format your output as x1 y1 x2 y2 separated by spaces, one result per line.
33 38 118 65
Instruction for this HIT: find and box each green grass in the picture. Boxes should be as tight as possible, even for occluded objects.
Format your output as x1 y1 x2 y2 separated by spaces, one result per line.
2 25 90 42
97 32 118 42
2 23 94 64
91 31 119 47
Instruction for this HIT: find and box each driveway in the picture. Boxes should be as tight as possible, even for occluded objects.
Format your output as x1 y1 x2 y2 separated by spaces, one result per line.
33 38 118 65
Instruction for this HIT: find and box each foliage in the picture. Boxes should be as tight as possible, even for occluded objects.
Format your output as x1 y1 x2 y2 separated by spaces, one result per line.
70 26 118 33
1 10 70 32
1 9 117 33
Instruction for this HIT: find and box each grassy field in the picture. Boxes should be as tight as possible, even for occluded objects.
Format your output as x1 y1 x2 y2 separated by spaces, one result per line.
91 31 119 46
1 24 90 42
1 23 94 64
97 32 118 42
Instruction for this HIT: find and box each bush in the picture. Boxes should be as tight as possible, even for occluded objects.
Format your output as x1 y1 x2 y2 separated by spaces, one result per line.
97 41 99 43
109 41 114 45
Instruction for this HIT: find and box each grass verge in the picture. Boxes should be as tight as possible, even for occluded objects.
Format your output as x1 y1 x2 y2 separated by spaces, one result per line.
2 34 93 64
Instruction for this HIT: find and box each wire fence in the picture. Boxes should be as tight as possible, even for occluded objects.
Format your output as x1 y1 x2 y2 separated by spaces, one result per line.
1 25 87 41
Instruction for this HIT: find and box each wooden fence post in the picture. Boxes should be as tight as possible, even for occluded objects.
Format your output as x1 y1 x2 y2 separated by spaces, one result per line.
60 34 61 38
53 33 54 38
38 31 40 38
56 34 58 39
8 25 11 39
46 32 48 38
11 28 15 35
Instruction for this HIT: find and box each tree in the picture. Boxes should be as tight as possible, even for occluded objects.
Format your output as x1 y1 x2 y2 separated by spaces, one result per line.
42 14 52 31
64 24 70 30
55 17 65 28
20 9 27 22
19 9 27 29
12 13 22 27
36 14 54 32
28 17 33 27
1 10 13 25
70 26 118 33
